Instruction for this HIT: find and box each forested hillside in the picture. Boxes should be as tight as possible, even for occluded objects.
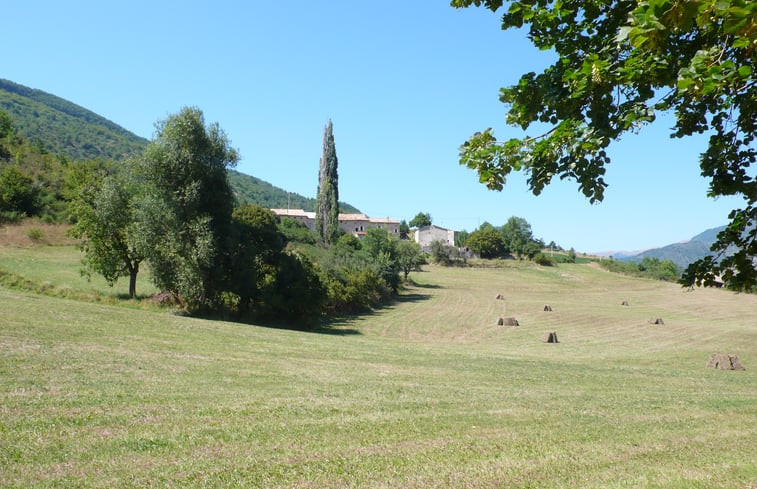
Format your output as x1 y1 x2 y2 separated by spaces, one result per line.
0 79 358 217
229 170 359 213
0 79 147 160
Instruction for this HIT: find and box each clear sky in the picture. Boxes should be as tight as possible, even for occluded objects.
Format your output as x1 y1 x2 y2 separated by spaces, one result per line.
4 1 744 253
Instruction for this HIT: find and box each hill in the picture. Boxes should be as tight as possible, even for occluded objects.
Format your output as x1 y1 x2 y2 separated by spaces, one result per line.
1 248 755 487
0 79 148 160
626 225 726 269
229 170 359 213
0 79 359 214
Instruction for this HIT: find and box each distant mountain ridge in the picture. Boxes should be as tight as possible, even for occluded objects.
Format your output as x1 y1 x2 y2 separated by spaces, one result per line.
624 225 726 269
1 79 358 213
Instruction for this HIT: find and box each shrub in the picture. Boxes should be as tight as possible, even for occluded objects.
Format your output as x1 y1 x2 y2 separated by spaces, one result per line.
533 253 555 266
26 228 43 241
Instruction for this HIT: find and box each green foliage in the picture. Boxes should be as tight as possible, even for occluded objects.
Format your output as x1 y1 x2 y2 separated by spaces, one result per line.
317 229 401 313
453 0 756 291
429 239 466 266
600 257 680 282
315 120 340 245
0 79 148 160
523 240 542 260
409 212 432 228
466 227 507 259
361 228 400 292
256 251 325 323
278 217 317 244
568 247 577 263
228 169 359 214
137 107 239 312
396 240 425 280
230 206 325 323
229 204 285 316
26 227 43 241
319 267 387 314
399 219 410 239
499 216 532 258
0 109 13 139
533 252 555 267
454 230 469 248
68 169 145 298
0 165 39 220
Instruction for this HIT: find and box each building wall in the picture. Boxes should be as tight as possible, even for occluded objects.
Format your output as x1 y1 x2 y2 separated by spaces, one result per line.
414 225 457 249
271 209 399 237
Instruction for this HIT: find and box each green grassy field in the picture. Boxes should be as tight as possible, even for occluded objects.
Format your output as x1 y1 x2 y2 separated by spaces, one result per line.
1 245 755 488
0 244 157 302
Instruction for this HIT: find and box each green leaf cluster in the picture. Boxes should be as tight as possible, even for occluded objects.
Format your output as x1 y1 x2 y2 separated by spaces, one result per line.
453 0 756 289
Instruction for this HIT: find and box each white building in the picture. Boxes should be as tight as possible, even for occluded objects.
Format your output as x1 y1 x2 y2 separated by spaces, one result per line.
414 224 457 251
270 209 400 237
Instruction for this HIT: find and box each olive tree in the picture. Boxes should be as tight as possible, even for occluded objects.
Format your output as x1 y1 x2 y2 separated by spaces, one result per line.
137 107 239 311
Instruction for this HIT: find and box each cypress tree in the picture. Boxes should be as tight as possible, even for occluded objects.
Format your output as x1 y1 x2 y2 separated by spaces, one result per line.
315 120 340 245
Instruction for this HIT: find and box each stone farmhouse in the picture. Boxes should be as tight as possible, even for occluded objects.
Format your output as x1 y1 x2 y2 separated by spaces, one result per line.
271 209 400 237
413 224 457 251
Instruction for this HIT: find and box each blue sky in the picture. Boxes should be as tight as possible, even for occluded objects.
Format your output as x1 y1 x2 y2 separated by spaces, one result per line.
4 1 744 252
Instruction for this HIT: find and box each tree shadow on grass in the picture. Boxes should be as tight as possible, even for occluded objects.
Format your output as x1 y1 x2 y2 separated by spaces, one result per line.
198 312 364 336
406 278 444 289
167 283 438 337
313 288 435 334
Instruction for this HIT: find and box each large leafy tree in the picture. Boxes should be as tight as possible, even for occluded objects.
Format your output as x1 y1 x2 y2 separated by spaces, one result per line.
138 107 239 311
396 239 425 280
315 120 340 245
500 216 533 258
466 227 508 258
69 169 144 298
452 0 756 290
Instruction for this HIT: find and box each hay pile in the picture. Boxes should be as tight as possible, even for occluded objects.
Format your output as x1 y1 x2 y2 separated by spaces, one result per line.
707 354 745 370
497 317 519 326
495 294 505 300
543 305 552 312
648 317 665 325
621 300 629 306
542 332 559 343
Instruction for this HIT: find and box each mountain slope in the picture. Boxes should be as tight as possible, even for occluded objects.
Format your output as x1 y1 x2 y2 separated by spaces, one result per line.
229 170 359 213
0 79 148 160
1 79 358 213
627 225 726 268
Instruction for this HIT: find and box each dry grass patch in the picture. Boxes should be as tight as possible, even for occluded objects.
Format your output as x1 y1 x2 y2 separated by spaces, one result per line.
0 220 77 247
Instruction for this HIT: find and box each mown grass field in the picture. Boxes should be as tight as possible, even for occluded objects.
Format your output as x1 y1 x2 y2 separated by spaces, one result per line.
1 242 755 488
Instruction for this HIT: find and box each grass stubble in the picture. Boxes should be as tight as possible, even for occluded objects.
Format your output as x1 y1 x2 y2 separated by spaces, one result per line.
0 243 755 488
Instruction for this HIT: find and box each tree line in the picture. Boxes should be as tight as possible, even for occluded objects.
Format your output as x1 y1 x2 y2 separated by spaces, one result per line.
64 109 424 324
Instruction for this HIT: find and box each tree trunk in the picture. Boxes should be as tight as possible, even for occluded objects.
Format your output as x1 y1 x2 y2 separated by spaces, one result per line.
129 263 139 298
